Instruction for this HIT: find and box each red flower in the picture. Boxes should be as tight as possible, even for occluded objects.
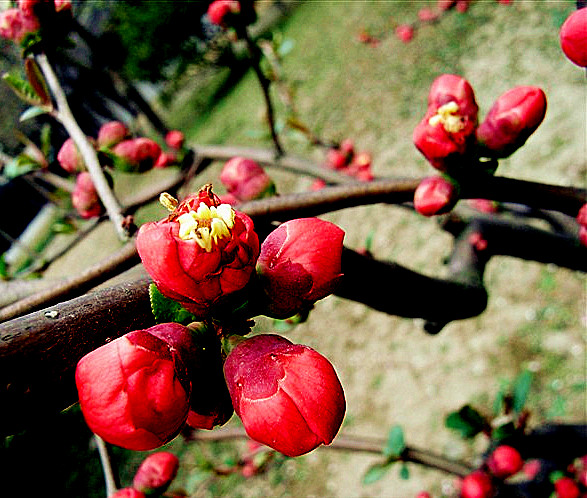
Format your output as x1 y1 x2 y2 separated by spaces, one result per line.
220 157 275 202
132 451 179 495
223 334 345 457
554 476 580 498
75 323 193 451
111 137 162 172
0 8 39 43
413 175 459 216
428 74 478 125
256 218 344 318
560 8 587 68
325 148 349 170
486 445 524 478
136 185 260 318
460 471 494 498
395 24 414 43
207 0 240 26
165 130 185 150
476 86 547 158
57 137 85 173
97 121 129 149
72 172 103 219
111 489 146 498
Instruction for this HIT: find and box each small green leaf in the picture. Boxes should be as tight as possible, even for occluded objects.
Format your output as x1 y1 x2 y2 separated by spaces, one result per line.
149 283 199 325
3 72 44 106
24 57 51 107
0 254 7 279
492 421 517 442
445 405 487 439
383 425 405 459
19 105 50 122
512 370 533 414
398 463 410 480
3 155 40 179
362 462 392 485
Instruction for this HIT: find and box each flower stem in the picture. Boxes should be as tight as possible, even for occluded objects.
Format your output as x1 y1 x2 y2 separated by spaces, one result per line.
35 53 131 242
94 434 119 497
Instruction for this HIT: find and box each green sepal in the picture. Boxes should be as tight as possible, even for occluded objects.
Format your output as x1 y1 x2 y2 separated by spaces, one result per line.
149 283 199 325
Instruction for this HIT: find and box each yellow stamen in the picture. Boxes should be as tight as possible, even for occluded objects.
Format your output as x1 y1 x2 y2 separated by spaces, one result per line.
159 192 178 212
176 202 236 252
428 101 465 133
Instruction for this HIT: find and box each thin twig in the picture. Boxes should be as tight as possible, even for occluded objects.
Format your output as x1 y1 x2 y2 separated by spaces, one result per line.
35 53 131 242
94 434 119 497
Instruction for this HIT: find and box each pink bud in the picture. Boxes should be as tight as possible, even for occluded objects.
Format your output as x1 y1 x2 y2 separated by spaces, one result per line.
136 186 260 318
57 137 86 173
75 323 192 451
220 157 275 201
325 148 348 170
339 138 355 159
110 488 146 498
97 121 129 148
414 175 459 216
468 198 499 214
0 8 39 43
416 493 432 498
207 0 240 26
428 74 478 123
554 476 580 498
154 151 177 169
165 130 185 150
347 151 373 181
418 8 439 22
111 137 162 172
476 86 547 158
487 445 524 479
459 471 494 498
559 8 587 68
456 0 471 13
132 451 179 495
72 172 103 219
577 204 587 227
438 0 456 11
522 459 541 480
256 218 344 318
395 24 414 43
310 178 327 191
224 334 345 457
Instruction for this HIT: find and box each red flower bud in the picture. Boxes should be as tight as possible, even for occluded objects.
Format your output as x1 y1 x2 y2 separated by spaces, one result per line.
75 323 192 451
165 130 185 150
428 74 478 124
559 8 587 68
57 137 86 173
413 175 459 216
339 138 355 158
460 471 494 498
347 151 374 181
220 157 275 201
438 0 456 11
577 204 587 227
418 8 439 22
154 151 177 169
395 24 415 43
554 476 580 498
487 445 524 479
0 8 39 43
72 172 103 219
136 185 260 318
132 451 179 495
111 137 162 172
256 218 344 318
476 86 547 158
111 488 146 498
325 148 348 170
223 334 346 457
207 0 240 26
97 121 130 148
456 0 471 13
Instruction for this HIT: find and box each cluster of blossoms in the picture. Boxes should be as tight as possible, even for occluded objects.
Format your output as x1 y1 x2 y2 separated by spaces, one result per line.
76 183 346 457
312 138 373 190
111 451 180 498
412 73 547 217
57 122 185 218
0 0 71 45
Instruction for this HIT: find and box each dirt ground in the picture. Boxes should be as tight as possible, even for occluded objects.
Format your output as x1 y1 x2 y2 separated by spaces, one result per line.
35 2 586 497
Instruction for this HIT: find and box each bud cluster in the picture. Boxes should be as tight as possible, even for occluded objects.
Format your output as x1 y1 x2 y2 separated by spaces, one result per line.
314 138 373 190
412 74 547 217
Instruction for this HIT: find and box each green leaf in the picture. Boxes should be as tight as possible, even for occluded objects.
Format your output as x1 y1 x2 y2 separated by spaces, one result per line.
383 425 405 459
398 463 410 480
362 462 392 485
24 57 51 107
445 405 487 439
149 283 199 325
512 370 533 414
492 421 517 442
3 155 40 179
19 106 50 122
3 72 44 106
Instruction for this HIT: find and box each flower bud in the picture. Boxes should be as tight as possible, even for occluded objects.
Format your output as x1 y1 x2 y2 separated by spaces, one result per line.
75 323 193 451
413 175 459 216
136 185 259 318
256 218 344 318
57 137 86 173
72 172 103 219
223 334 346 457
418 8 439 22
154 151 177 169
459 471 494 498
347 151 374 181
111 488 146 498
132 451 179 495
487 445 523 479
428 74 478 123
207 0 240 26
476 86 547 158
220 157 275 202
111 137 162 172
0 8 39 43
577 204 587 227
325 148 348 170
559 8 587 68
553 476 580 498
97 121 130 149
165 130 185 150
395 24 414 43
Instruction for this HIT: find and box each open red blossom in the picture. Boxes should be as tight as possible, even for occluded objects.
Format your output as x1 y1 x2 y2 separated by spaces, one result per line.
75 323 193 451
132 451 179 495
136 185 259 318
414 175 460 216
0 8 39 43
559 8 587 68
72 172 103 219
256 217 344 318
476 86 547 158
224 334 346 457
220 156 275 202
